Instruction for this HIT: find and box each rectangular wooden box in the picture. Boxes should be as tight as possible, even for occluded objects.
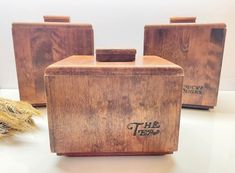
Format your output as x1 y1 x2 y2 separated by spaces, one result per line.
144 18 226 109
45 55 184 156
12 16 94 106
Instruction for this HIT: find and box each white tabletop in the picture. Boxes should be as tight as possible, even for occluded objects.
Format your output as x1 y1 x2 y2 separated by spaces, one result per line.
0 89 235 173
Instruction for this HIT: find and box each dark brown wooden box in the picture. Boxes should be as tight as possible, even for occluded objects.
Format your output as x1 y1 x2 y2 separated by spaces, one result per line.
45 55 184 156
144 17 226 109
12 16 94 106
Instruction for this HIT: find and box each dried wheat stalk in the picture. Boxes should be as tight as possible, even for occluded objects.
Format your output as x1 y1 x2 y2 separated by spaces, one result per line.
0 97 41 138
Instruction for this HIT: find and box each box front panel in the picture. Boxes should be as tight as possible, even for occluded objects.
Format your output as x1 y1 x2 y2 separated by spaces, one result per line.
144 26 226 107
12 25 93 105
47 74 182 154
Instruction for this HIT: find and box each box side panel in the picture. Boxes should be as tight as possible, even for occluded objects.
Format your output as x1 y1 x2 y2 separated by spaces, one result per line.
44 76 56 152
144 26 226 108
47 74 182 155
12 25 94 105
12 26 40 105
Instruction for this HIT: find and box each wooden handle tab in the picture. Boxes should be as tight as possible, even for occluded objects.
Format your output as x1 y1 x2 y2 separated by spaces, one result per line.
170 17 196 23
96 49 136 62
43 16 70 22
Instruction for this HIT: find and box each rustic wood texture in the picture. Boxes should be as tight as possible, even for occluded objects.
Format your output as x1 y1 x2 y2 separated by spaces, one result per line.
170 17 196 23
144 22 226 109
96 49 136 62
12 20 94 106
43 16 70 23
45 55 183 156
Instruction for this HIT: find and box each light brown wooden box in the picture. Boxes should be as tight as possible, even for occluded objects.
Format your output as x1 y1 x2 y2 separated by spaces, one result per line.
12 16 94 106
144 17 226 109
44 55 184 156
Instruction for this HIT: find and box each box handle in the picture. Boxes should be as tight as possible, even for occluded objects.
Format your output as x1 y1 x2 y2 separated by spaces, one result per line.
43 16 70 22
170 17 196 23
96 49 136 62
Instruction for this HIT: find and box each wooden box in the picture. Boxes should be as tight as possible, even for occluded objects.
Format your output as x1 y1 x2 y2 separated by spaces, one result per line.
44 54 184 156
12 16 94 106
144 17 226 109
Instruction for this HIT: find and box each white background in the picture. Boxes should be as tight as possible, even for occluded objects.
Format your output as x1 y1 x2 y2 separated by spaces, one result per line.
0 0 235 90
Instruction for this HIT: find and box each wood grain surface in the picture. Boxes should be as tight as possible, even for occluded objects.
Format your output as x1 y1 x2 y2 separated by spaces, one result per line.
144 22 226 109
12 21 94 106
45 55 183 156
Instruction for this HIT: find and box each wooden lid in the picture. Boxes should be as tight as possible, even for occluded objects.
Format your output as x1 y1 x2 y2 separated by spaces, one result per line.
12 16 92 28
145 17 226 29
12 23 93 29
43 16 70 23
145 23 226 29
45 55 183 76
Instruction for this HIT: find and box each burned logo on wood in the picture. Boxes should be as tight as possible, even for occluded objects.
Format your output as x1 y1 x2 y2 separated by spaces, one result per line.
183 85 204 94
127 121 160 136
